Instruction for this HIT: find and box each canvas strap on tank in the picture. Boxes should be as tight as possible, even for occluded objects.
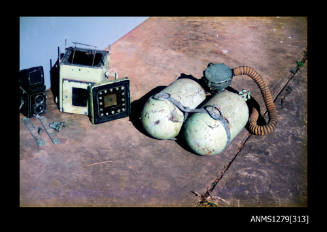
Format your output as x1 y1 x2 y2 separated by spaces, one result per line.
203 105 231 148
152 92 231 145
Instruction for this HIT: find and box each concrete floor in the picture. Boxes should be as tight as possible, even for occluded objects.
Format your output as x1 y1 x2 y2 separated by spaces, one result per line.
210 63 307 207
19 17 307 207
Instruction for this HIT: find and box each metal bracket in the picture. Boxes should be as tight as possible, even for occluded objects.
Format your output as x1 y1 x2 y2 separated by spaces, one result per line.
49 121 65 132
35 115 61 144
72 41 97 49
238 89 251 101
22 117 45 146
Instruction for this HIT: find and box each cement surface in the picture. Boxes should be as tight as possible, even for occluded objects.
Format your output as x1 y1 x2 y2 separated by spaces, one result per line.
19 17 307 206
212 63 308 207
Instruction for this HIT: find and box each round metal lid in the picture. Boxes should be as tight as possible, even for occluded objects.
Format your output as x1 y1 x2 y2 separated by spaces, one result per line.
203 63 233 92
204 63 233 83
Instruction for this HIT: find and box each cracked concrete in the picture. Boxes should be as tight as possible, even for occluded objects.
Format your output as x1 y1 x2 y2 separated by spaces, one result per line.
210 63 308 207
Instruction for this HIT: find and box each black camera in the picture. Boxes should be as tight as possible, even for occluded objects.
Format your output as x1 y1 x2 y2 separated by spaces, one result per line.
19 66 46 118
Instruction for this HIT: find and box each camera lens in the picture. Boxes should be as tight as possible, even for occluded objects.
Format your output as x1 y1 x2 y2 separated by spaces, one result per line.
35 94 45 104
35 105 44 114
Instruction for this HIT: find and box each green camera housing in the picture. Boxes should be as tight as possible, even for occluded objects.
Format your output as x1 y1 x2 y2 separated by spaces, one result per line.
58 46 110 115
88 77 130 125
51 44 131 124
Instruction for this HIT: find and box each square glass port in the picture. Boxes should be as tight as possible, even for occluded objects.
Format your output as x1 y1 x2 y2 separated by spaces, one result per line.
103 93 117 108
72 87 88 107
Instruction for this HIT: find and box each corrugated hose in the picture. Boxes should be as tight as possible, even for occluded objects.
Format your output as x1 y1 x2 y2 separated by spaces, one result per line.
233 66 278 135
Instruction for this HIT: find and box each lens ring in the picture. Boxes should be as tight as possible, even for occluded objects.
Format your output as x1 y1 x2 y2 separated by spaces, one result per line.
35 104 45 114
35 94 45 104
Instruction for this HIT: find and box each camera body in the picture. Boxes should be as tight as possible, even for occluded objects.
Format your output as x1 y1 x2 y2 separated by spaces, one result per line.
58 46 109 115
19 66 46 118
52 45 130 124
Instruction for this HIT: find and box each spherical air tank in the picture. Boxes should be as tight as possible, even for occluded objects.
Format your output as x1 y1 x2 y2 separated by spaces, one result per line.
141 78 206 140
183 90 249 155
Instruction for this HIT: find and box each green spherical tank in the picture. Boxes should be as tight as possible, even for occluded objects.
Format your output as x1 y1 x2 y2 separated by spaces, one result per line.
184 90 249 155
141 78 206 140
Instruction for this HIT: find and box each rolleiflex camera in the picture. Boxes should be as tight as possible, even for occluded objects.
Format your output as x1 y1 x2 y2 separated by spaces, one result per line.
19 66 46 118
51 43 130 124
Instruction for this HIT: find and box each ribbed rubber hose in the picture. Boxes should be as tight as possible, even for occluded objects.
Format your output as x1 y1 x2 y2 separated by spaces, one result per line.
233 66 278 135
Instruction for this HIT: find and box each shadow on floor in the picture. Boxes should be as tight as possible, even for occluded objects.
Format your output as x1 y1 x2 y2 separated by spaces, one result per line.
130 86 166 138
